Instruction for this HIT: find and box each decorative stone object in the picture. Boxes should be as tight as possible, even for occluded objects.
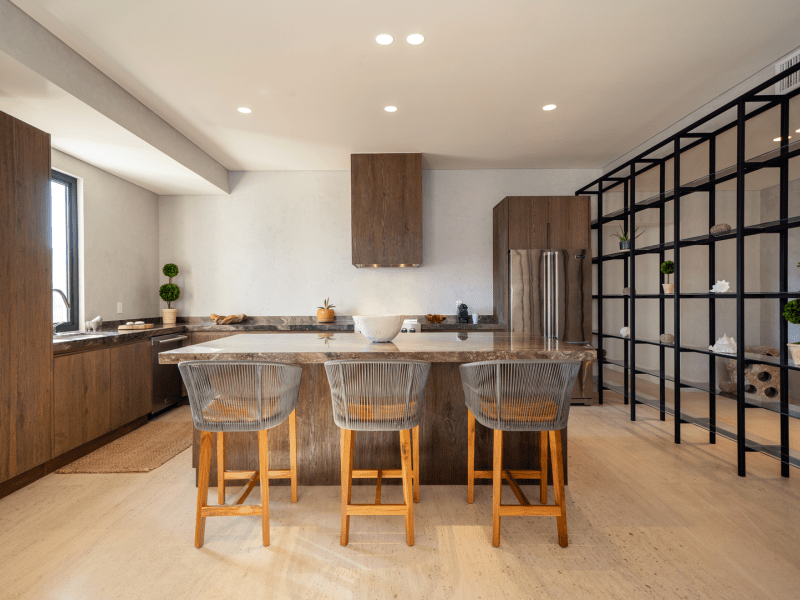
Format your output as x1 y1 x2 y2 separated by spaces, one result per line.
710 223 732 235
622 288 637 295
660 333 675 345
352 314 405 343
620 327 630 338
721 346 782 398
709 280 731 293
210 313 247 325
709 334 737 354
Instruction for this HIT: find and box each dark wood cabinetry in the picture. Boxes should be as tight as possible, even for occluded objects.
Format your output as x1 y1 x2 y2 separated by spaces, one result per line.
493 196 590 325
110 342 152 429
351 153 422 267
0 111 52 482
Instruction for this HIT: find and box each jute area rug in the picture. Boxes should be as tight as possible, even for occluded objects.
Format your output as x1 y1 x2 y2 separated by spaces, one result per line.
56 421 193 474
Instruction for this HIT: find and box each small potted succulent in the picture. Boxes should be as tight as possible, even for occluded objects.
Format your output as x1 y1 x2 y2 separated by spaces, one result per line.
783 298 800 365
317 298 336 323
661 260 675 294
160 263 180 324
610 224 643 250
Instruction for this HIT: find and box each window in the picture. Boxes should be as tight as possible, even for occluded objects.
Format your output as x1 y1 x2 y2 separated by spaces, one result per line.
51 171 79 332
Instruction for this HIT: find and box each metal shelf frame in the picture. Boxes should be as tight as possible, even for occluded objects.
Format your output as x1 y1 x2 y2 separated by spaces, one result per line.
579 60 800 477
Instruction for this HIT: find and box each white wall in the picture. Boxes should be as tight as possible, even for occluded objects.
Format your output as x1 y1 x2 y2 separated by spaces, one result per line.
52 149 160 324
158 169 600 317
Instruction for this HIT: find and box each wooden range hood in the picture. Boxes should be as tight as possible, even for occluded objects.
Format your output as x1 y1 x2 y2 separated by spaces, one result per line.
351 153 422 268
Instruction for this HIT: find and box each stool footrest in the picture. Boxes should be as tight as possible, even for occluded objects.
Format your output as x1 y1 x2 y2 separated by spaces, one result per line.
201 505 264 517
473 469 542 480
223 469 292 480
346 503 409 516
499 504 563 517
352 469 403 479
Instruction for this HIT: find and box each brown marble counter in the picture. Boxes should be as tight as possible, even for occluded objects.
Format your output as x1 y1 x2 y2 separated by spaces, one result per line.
159 332 596 364
53 326 185 355
179 315 504 332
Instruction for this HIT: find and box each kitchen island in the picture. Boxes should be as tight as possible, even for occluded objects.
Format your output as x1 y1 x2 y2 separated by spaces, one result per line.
159 332 596 486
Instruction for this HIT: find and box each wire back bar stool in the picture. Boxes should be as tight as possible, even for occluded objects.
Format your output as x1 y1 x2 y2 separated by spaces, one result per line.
459 359 581 547
325 359 430 546
179 360 302 547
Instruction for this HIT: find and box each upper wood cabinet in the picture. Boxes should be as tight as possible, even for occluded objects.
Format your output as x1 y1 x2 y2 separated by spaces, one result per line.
351 153 422 267
0 111 52 483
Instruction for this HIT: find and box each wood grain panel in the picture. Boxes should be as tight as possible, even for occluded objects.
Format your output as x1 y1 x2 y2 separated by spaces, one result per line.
190 332 234 344
548 196 590 249
493 199 509 326
351 153 422 266
191 362 567 486
507 196 549 249
110 341 152 429
53 350 112 455
0 113 52 481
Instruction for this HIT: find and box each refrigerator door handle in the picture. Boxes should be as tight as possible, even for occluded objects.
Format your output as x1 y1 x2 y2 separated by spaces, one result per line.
554 251 559 340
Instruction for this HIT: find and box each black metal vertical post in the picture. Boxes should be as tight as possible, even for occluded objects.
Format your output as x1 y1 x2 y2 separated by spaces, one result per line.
623 180 630 405
708 137 717 444
735 100 747 477
779 99 789 477
630 170 637 420
597 189 604 405
674 138 682 444
659 162 666 421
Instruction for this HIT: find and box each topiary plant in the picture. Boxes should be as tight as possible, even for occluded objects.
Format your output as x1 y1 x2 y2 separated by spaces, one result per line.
159 263 180 309
783 299 800 325
159 283 180 308
660 260 675 284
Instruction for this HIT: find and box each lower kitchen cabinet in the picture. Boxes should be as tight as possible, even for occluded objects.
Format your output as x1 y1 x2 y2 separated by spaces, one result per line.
53 349 112 456
110 342 152 429
53 340 152 456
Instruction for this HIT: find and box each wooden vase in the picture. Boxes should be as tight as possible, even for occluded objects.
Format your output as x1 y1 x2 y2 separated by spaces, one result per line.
317 309 335 323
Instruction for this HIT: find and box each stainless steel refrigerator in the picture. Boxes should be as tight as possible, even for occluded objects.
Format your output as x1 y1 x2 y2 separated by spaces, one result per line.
509 249 592 403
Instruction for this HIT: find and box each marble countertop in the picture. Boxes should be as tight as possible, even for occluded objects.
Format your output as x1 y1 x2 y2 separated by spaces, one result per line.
53 326 185 355
158 332 596 364
180 315 504 332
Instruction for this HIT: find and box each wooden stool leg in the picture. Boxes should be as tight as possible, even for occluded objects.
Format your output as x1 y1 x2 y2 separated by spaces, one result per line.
467 411 475 504
258 429 270 546
492 429 503 547
340 429 354 546
289 409 298 503
400 429 414 546
412 425 420 503
195 431 212 548
539 430 548 505
217 432 226 505
550 429 568 548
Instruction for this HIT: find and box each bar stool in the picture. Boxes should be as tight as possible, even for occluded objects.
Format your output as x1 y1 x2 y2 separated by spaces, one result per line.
324 359 430 546
459 359 580 548
179 360 302 548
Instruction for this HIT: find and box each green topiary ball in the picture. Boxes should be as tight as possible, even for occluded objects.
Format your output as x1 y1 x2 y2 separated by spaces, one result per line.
784 299 800 325
660 260 675 275
162 263 179 278
159 283 180 303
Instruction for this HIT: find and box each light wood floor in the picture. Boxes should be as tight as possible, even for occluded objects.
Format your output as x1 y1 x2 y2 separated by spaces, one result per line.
0 399 798 600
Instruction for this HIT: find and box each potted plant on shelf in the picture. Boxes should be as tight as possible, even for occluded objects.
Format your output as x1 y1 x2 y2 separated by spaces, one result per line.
160 263 180 324
783 298 800 365
661 260 675 294
317 298 336 323
610 224 643 250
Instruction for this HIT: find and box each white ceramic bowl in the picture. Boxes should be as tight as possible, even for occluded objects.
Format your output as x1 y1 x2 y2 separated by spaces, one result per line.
352 315 405 343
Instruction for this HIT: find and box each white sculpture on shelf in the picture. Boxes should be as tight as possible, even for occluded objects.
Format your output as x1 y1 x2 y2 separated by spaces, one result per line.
709 280 731 293
620 327 630 338
710 334 737 354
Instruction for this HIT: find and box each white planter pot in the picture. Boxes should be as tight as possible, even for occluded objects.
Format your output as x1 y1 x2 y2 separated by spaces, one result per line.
662 283 675 294
161 308 178 325
788 344 800 366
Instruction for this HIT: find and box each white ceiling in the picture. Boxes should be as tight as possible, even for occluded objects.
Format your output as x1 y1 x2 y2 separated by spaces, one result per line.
10 0 800 173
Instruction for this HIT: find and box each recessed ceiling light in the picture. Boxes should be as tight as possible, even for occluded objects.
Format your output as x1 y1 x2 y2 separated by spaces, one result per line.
543 104 557 111
384 106 398 112
796 128 800 133
376 34 393 45
238 107 251 114
407 34 424 45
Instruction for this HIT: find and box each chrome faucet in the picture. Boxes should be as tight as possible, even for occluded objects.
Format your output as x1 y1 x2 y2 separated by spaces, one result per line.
52 289 70 335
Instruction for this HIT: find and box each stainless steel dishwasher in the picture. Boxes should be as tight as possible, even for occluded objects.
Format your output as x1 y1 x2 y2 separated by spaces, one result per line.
151 333 188 414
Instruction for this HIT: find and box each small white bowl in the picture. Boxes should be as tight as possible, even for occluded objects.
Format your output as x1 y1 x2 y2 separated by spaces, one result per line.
352 315 405 343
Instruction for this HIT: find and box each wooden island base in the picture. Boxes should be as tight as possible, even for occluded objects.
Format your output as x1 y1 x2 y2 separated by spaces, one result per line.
192 363 567 487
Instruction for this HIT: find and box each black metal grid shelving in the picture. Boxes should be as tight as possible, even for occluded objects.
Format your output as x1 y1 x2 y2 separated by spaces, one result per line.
577 61 800 477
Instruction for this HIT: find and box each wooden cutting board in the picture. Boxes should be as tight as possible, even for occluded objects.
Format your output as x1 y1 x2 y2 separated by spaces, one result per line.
118 323 155 330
